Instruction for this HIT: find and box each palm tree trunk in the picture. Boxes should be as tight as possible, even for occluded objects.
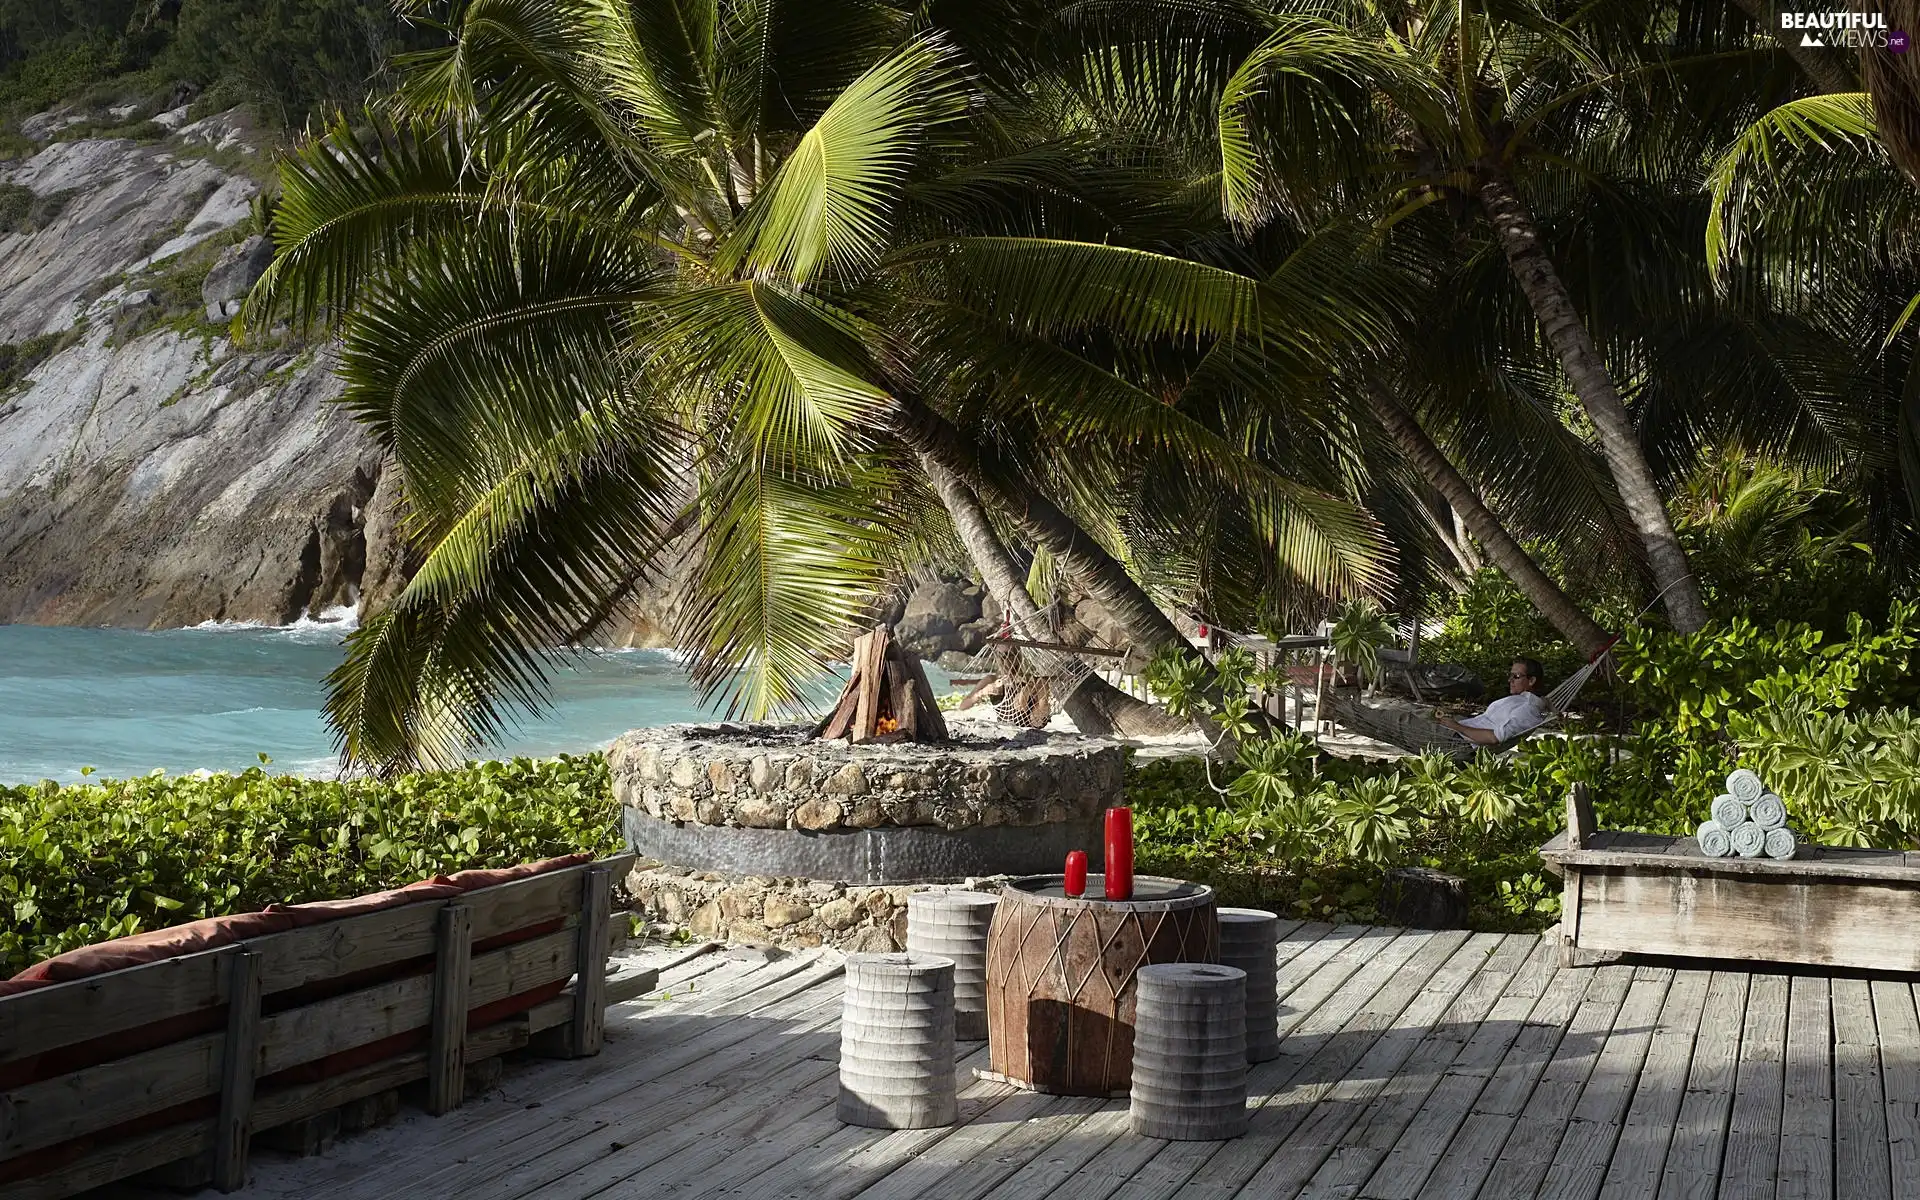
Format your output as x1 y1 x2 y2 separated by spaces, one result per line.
889 394 1193 654
1367 385 1612 657
918 454 1186 736
1475 172 1709 633
1861 2 1920 187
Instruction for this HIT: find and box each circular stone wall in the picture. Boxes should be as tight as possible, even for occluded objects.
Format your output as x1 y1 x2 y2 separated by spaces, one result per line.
609 723 1125 950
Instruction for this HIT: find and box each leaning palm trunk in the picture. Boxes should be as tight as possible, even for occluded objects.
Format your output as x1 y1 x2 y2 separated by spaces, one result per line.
1476 173 1709 634
1365 385 1611 657
919 455 1186 736
1861 1 1920 186
891 394 1193 655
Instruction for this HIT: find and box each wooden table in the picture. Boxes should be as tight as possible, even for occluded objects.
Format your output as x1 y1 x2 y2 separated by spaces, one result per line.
1541 784 1920 972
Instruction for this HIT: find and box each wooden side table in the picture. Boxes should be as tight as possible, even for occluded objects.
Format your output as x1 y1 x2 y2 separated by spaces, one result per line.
1541 784 1920 972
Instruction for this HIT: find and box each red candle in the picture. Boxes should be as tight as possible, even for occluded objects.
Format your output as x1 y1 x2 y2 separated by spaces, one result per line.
1103 807 1134 900
1064 850 1088 897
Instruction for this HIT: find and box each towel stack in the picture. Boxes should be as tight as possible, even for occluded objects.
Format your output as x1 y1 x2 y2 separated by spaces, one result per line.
1695 769 1798 860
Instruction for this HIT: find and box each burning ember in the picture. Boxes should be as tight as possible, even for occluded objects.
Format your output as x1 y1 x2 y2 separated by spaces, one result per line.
815 624 949 744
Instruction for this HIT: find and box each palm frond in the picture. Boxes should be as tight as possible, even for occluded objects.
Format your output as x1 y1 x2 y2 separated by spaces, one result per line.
719 36 966 281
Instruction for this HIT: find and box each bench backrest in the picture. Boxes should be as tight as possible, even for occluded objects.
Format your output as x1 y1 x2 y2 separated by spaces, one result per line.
0 852 632 1199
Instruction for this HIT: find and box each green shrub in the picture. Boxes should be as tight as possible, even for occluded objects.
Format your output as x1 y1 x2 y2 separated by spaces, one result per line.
0 328 79 391
0 182 77 233
0 755 619 974
1132 604 1920 932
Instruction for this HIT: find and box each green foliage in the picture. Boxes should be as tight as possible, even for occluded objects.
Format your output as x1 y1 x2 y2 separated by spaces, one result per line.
0 182 75 233
1327 597 1395 687
1613 601 1919 731
1423 569 1591 698
1729 704 1920 847
0 328 80 391
1674 456 1894 634
0 756 618 975
1134 601 1920 932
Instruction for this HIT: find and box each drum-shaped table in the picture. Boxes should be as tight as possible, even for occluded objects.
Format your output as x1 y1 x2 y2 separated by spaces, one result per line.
982 874 1217 1096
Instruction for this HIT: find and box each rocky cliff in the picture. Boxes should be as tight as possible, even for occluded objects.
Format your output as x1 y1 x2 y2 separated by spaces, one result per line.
0 112 395 628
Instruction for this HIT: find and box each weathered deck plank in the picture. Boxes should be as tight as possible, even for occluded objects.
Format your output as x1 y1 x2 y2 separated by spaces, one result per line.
1777 976 1834 1200
1654 970 1748 1200
1592 968 1706 1198
202 929 1920 1200
1833 977 1892 1200
1717 973 1788 1199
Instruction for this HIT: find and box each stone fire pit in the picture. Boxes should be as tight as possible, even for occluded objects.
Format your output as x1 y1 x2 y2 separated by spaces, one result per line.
610 723 1125 951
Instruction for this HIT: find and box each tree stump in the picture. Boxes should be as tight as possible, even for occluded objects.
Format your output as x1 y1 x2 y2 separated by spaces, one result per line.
837 953 958 1129
1129 963 1249 1140
1381 867 1469 929
906 891 999 1041
1217 908 1280 1062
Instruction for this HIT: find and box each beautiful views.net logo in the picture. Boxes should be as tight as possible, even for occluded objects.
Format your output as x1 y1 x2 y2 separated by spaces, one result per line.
1780 9 1903 50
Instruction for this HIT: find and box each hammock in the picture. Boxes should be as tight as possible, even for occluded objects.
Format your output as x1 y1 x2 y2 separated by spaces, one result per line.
952 616 1094 728
1320 650 1612 759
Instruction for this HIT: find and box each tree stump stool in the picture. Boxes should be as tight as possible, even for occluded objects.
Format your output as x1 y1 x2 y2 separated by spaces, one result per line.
984 874 1217 1097
837 953 957 1129
907 890 999 1041
1129 963 1249 1140
1381 867 1469 929
1217 908 1280 1062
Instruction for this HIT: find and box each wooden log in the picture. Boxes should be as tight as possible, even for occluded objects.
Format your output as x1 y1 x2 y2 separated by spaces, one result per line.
837 953 957 1129
886 655 917 739
905 891 999 1041
1128 962 1248 1140
907 650 950 741
818 679 861 741
850 627 889 743
1216 908 1280 1063
1381 867 1470 930
426 904 472 1115
983 874 1217 1097
568 867 612 1058
212 951 261 1192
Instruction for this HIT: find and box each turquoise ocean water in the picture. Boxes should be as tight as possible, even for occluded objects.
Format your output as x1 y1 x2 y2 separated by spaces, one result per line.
0 612 727 784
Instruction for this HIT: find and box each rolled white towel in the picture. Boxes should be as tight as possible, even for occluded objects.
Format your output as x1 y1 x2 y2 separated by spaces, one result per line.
1726 769 1766 803
1696 820 1732 858
1764 827 1798 860
1710 793 1748 832
1750 792 1788 832
1730 820 1766 858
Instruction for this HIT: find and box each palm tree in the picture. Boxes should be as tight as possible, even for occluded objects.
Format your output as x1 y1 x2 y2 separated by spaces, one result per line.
250 0 1394 768
1181 0 1767 632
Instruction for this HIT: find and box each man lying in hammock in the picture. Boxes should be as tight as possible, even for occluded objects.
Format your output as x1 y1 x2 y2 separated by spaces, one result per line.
1434 657 1548 746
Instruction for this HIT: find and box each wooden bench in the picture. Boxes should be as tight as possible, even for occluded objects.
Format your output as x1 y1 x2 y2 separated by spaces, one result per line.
0 852 636 1198
1541 785 1920 972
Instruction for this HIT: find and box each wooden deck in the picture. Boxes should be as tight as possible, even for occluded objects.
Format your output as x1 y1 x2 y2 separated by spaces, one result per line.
186 924 1920 1200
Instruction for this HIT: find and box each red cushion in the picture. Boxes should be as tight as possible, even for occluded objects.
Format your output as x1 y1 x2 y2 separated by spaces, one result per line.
431 853 594 892
10 911 299 983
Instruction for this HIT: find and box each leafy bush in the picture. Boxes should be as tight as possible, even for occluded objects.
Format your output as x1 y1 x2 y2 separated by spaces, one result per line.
1134 603 1920 932
0 755 619 974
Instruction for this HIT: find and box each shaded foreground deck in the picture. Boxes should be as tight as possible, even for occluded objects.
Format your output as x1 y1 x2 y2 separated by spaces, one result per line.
206 924 1920 1200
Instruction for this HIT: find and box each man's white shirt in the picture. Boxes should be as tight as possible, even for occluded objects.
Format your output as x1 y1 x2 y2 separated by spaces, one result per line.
1457 691 1546 742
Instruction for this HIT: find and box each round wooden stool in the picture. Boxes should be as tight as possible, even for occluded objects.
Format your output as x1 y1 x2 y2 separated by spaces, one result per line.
837 953 957 1129
1129 963 1249 1140
906 890 999 1041
1217 908 1280 1062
